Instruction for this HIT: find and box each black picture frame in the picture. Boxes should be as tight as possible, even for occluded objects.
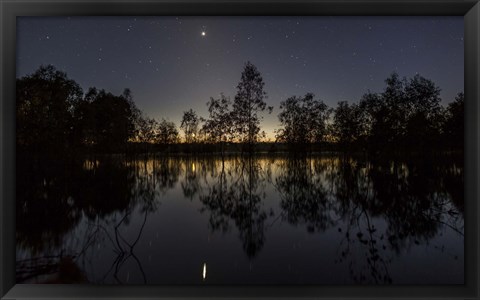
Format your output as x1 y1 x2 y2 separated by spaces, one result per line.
1 0 479 299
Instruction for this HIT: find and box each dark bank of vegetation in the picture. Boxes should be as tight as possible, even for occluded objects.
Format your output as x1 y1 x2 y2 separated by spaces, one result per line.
16 62 464 157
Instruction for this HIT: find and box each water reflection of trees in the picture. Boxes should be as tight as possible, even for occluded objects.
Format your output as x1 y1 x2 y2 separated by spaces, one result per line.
76 156 168 284
16 154 167 283
17 156 85 256
199 156 269 259
16 153 463 283
368 158 463 249
329 155 463 283
183 153 463 276
274 156 336 233
152 156 182 193
181 157 202 200
325 157 393 283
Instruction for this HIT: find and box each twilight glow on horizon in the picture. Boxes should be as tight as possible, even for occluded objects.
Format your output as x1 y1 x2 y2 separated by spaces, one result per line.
17 16 464 140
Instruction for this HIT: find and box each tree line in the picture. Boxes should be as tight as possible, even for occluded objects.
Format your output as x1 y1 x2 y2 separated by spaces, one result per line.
16 63 463 155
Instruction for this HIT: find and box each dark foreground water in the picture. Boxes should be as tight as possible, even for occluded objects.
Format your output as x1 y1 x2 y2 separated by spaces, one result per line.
16 153 464 284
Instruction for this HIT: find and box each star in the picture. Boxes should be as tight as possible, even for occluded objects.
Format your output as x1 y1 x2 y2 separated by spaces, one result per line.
201 31 206 36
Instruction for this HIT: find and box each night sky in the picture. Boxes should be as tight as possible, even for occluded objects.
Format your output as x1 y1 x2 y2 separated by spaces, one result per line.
17 16 464 140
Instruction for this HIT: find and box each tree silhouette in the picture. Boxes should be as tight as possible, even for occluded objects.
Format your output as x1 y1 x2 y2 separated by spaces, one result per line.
382 72 409 143
73 88 138 153
403 74 443 149
135 115 159 153
122 88 143 139
203 94 233 142
231 61 272 151
16 65 83 153
352 73 410 151
202 94 234 158
350 72 453 154
157 119 179 145
332 101 366 151
357 91 389 151
16 65 464 156
180 109 200 143
443 92 464 149
277 93 331 150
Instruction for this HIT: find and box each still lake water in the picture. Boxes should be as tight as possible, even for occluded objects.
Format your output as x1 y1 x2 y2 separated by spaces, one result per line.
16 153 464 284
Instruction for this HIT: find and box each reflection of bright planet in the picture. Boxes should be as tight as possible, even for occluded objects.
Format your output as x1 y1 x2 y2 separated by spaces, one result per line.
203 263 207 280
201 31 206 36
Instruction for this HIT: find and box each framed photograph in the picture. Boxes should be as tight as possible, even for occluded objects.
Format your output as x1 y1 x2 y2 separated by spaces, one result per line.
1 0 479 299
